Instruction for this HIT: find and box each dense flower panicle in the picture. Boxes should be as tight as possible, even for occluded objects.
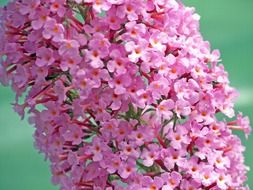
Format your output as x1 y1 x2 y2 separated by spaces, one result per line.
0 0 251 189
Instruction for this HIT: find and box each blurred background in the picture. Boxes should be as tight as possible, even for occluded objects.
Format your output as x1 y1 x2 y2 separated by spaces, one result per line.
0 0 253 189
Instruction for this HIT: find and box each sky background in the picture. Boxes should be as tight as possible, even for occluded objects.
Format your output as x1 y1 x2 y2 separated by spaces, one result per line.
0 0 253 189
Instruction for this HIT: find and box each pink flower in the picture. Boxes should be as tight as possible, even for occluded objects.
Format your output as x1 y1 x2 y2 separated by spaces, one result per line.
86 49 106 68
88 0 111 13
35 47 55 67
89 33 110 53
207 151 230 170
114 120 132 141
232 113 252 138
191 64 207 79
200 166 217 187
149 31 168 53
60 50 82 71
216 172 232 189
63 124 83 145
100 154 122 174
50 0 66 17
73 74 93 99
163 148 186 170
141 144 159 167
87 68 110 88
142 176 163 190
129 125 152 146
116 0 141 21
106 7 125 30
107 49 128 74
59 40 80 55
167 126 190 149
149 76 170 100
19 0 40 16
31 8 49 30
168 63 185 80
175 99 191 118
136 89 153 108
125 40 148 63
118 159 136 179
173 78 200 104
39 102 60 121
161 171 182 190
119 141 139 160
89 137 108 162
123 21 146 40
109 74 132 95
194 101 215 125
42 19 64 42
156 99 174 120
186 156 202 179
180 179 201 190
155 58 173 76
100 119 119 138
3 43 22 63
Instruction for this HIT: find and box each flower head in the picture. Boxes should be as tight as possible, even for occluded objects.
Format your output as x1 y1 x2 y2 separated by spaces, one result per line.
0 0 251 189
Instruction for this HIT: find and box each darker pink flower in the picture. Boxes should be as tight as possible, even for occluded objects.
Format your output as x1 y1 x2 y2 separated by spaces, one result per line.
31 8 50 30
63 124 84 145
60 50 82 71
42 19 64 42
109 73 132 95
50 0 66 17
35 47 55 67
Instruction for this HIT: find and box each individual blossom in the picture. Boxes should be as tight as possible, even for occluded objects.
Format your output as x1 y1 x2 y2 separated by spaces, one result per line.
31 8 50 30
42 19 64 42
89 33 110 54
18 0 40 17
141 143 160 167
58 39 80 55
200 166 217 187
85 49 107 68
119 141 139 160
116 0 141 21
88 137 109 162
166 125 190 149
50 0 66 17
149 75 170 100
149 31 168 53
109 73 132 95
125 40 148 63
105 7 125 30
163 148 187 170
228 112 251 138
60 50 82 71
100 154 122 174
88 0 112 13
142 176 164 190
118 158 136 179
107 49 128 74
63 124 84 145
156 99 174 120
123 21 146 41
161 171 182 190
35 47 55 67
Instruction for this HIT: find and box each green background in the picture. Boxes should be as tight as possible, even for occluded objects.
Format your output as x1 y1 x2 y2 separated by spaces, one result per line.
0 0 253 189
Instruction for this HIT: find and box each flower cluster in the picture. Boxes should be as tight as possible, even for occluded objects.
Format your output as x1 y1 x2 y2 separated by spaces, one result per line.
0 0 251 189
